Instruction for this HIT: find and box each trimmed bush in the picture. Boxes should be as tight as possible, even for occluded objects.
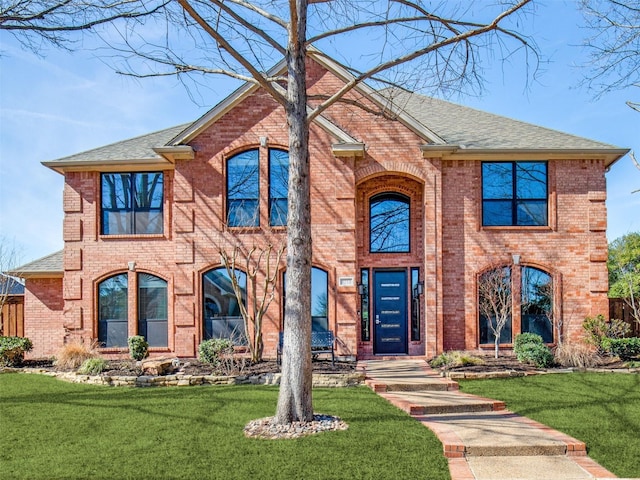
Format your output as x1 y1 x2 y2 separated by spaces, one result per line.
514 333 544 351
0 336 33 366
514 333 554 368
602 337 640 361
78 357 108 375
128 336 149 361
198 338 234 366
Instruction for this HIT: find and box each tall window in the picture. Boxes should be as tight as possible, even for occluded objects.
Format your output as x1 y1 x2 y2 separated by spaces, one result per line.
202 267 247 344
98 274 128 347
283 267 329 332
482 162 547 226
478 267 513 345
227 150 259 227
521 267 553 343
101 173 164 235
269 149 289 226
370 193 410 253
138 274 168 347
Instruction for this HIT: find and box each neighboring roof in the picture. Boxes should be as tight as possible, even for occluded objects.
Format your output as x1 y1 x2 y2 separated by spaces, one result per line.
43 124 191 173
0 274 25 295
10 251 64 279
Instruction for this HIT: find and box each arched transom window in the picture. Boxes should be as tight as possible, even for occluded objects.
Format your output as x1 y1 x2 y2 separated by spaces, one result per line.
369 192 410 253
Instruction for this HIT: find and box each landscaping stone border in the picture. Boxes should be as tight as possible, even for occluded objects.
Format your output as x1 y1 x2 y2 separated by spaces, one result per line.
1 367 365 388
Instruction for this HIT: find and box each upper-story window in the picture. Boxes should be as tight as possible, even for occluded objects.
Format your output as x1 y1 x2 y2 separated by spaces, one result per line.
269 149 289 226
370 193 410 253
101 173 164 235
226 148 290 227
227 150 260 227
482 162 548 227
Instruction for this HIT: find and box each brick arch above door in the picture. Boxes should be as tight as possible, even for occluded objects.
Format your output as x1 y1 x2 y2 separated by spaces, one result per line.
355 160 427 185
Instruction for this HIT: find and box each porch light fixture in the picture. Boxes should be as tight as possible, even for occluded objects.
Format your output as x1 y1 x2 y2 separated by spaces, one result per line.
357 283 368 296
512 254 521 265
413 281 424 298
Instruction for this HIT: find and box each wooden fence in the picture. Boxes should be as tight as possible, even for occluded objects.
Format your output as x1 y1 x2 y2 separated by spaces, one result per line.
1 296 24 337
609 298 640 337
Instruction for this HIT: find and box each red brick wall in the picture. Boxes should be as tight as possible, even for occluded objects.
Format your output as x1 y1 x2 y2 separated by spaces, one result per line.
23 278 64 358
441 158 609 352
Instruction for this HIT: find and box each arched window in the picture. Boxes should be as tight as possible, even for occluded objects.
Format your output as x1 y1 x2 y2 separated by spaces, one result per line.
138 274 168 347
98 274 128 347
521 267 553 343
202 267 247 344
227 150 259 227
478 265 555 347
370 193 410 253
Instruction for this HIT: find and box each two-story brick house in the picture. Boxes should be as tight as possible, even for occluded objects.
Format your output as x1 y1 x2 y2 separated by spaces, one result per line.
15 51 627 360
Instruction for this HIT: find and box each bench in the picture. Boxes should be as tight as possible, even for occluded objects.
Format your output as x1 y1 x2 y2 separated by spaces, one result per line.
277 330 335 366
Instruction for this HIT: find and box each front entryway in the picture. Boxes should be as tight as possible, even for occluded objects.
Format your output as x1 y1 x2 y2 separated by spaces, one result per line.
373 270 408 354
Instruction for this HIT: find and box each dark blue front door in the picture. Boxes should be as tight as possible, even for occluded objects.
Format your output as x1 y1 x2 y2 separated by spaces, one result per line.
373 270 408 354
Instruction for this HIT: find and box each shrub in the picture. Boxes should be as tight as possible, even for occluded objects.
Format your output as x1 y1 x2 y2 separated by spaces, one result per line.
583 315 631 354
602 337 640 361
128 336 149 361
554 342 602 368
55 340 98 370
514 333 544 351
514 333 554 368
198 338 234 366
0 336 34 367
429 351 485 369
78 357 108 375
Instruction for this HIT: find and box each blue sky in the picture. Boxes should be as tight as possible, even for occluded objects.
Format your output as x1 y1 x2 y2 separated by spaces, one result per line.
0 0 638 264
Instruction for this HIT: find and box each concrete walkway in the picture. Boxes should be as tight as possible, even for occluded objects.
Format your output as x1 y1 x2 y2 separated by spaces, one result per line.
358 359 627 480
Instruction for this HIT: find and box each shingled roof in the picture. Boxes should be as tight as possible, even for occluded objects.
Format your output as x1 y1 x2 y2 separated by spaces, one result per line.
390 91 617 150
41 91 625 169
43 124 190 172
10 251 64 278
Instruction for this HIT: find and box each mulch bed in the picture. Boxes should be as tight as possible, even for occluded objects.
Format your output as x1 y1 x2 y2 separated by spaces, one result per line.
18 358 356 377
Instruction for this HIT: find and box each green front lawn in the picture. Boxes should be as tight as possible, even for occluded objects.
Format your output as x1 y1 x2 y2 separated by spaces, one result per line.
459 373 640 478
0 374 449 480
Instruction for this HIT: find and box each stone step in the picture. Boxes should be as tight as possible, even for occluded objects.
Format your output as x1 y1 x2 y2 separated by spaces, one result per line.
381 390 504 415
366 379 458 393
464 455 614 480
418 411 585 458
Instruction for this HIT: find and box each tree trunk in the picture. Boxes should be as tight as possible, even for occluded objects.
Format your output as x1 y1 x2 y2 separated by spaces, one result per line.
274 0 313 424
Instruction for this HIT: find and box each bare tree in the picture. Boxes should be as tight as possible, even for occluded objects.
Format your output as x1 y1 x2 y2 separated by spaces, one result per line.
6 0 537 424
0 238 23 336
0 1 168 52
219 243 285 363
478 266 512 358
581 0 640 191
580 0 640 102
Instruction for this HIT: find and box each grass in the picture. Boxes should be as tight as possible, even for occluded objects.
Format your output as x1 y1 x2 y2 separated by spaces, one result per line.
0 374 449 480
459 373 640 478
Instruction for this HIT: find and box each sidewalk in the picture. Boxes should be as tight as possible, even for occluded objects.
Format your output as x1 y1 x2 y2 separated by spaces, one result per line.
358 359 626 480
